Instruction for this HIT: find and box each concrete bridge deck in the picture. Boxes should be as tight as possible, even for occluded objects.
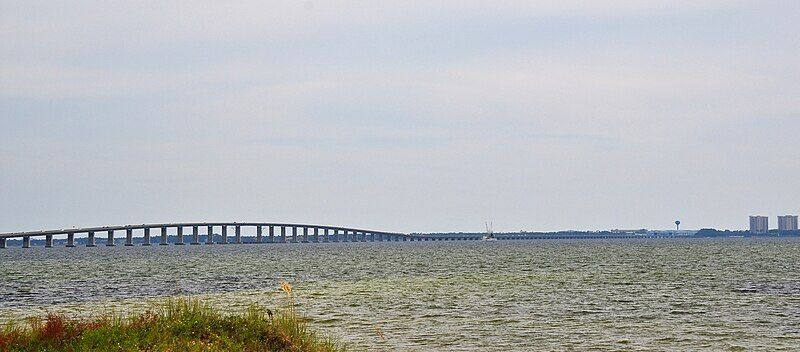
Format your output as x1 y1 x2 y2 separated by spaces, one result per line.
0 222 668 248
0 222 410 248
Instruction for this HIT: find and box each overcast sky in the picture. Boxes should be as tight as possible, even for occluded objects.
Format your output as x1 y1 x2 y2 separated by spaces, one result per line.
1 1 798 233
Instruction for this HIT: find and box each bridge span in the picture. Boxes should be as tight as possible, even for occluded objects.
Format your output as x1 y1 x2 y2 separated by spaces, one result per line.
0 222 416 248
0 223 668 248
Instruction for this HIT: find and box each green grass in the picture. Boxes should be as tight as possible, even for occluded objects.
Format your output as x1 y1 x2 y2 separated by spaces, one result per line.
0 297 346 352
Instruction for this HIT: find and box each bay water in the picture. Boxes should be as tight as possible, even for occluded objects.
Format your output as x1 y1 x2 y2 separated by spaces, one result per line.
1 238 799 351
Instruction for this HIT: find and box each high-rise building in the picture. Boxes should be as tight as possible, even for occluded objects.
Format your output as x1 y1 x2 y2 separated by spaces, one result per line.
777 215 798 232
749 216 769 234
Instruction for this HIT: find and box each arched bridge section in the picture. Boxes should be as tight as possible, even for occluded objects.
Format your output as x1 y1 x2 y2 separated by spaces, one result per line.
0 222 413 248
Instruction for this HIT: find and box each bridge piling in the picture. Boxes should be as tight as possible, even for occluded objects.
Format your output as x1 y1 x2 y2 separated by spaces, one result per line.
221 226 228 244
87 232 96 247
235 225 241 244
256 226 263 243
206 226 214 245
323 228 329 242
280 226 286 243
313 227 319 242
45 235 53 248
291 227 298 243
191 226 200 245
143 228 151 246
302 227 309 243
269 226 275 243
22 236 30 248
67 233 75 247
160 227 168 245
125 229 133 246
176 227 184 245
0 238 5 249
106 230 115 246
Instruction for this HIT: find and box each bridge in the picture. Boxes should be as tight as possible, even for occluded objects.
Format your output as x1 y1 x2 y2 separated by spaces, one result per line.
0 222 418 248
0 222 669 248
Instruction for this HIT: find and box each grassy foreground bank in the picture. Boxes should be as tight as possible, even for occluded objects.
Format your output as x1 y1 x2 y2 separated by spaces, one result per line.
0 287 345 352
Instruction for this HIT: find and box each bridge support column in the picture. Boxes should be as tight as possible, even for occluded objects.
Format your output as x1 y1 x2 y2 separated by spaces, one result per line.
256 226 263 243
269 226 275 243
235 225 241 244
341 230 348 242
291 227 298 243
106 230 115 246
362 232 368 242
143 228 151 246
323 228 329 242
176 227 184 245
0 238 5 249
206 226 214 244
221 226 228 244
67 233 75 247
191 226 200 245
87 232 96 247
45 235 53 248
302 227 309 243
160 227 168 245
280 226 286 243
333 229 339 242
22 236 30 248
125 229 133 246
313 228 319 242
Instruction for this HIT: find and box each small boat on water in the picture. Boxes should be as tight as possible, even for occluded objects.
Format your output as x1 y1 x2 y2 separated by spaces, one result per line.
482 221 497 241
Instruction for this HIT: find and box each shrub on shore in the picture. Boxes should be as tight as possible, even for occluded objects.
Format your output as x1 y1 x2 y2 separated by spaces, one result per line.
0 286 344 352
